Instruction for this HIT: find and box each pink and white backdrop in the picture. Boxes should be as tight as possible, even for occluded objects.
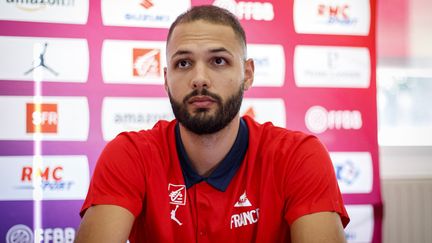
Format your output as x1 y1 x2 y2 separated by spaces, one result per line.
0 0 381 242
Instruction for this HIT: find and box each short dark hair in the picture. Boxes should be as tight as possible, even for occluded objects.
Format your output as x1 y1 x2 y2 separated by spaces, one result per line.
166 5 247 58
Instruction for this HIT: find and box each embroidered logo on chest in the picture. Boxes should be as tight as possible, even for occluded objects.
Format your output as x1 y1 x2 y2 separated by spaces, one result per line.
168 183 186 226
230 191 260 229
168 183 186 205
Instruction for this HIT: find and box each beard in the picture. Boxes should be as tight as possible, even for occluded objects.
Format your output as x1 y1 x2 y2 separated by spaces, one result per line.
168 85 244 135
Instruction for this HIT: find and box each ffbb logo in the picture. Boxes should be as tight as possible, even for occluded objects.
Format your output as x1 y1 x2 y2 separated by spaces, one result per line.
26 103 58 133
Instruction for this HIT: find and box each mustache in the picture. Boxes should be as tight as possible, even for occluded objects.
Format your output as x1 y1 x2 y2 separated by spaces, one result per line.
182 89 222 105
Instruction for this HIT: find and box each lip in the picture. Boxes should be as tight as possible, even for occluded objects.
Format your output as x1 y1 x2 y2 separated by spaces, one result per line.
188 96 216 108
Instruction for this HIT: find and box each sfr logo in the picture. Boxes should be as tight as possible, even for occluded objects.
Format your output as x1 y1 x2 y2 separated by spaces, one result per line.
26 103 58 133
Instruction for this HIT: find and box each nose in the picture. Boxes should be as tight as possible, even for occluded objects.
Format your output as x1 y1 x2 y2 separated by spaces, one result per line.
191 62 211 90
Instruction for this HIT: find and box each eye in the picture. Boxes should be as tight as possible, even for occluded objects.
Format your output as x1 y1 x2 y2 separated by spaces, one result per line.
213 57 227 66
176 59 191 69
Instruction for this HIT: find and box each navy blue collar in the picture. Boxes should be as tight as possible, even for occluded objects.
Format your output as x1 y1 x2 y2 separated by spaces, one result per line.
175 118 249 192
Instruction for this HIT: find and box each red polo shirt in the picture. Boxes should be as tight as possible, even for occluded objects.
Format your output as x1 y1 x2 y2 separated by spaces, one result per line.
81 116 349 242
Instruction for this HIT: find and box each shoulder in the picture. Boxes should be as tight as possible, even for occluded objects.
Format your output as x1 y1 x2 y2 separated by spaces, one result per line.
99 119 177 170
243 115 332 185
109 119 176 150
243 115 316 154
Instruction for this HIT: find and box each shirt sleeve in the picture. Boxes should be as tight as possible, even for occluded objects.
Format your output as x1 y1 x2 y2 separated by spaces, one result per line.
281 135 350 227
80 132 146 218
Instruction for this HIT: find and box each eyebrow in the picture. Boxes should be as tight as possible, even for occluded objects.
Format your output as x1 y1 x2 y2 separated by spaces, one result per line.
170 47 234 60
209 47 233 56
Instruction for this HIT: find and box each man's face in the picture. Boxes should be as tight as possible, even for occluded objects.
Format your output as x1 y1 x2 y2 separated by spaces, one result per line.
164 20 254 134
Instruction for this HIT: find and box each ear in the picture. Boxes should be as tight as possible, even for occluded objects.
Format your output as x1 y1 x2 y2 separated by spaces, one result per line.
243 58 254 90
163 67 168 92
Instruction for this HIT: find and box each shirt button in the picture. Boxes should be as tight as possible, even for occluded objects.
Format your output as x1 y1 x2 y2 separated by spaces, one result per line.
199 231 207 236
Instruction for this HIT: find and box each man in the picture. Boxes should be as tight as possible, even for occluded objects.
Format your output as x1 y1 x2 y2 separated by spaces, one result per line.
76 5 349 242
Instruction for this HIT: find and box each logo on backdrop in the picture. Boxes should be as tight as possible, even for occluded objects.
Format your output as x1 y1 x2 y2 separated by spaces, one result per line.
213 0 274 21
0 0 88 24
305 106 363 134
344 205 374 242
132 48 161 78
0 156 89 201
247 44 285 87
101 40 166 84
6 224 33 243
140 0 154 9
101 0 191 28
19 165 73 191
0 36 89 82
242 107 256 119
6 224 75 243
330 152 373 193
6 0 75 12
23 43 58 76
126 0 168 22
26 103 58 134
240 98 286 128
0 96 89 141
335 160 359 185
293 0 370 36
102 97 174 141
294 45 370 88
317 4 357 25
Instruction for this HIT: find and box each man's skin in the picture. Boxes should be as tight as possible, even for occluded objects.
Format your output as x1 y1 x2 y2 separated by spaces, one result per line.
75 20 347 243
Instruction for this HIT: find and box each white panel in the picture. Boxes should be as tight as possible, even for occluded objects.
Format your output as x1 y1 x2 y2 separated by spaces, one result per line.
213 0 275 21
0 156 89 201
293 0 370 36
0 96 89 141
102 40 166 84
241 98 286 128
345 205 374 243
0 0 89 24
0 37 89 82
102 0 191 28
330 152 373 193
294 45 370 88
102 97 174 141
247 44 285 87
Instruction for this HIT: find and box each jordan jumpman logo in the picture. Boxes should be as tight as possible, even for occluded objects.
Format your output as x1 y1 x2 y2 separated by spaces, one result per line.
24 42 58 76
170 205 182 226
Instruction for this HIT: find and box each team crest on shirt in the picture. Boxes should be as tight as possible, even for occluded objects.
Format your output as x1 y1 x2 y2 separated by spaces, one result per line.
168 183 186 226
231 190 260 229
234 191 252 207
168 183 186 205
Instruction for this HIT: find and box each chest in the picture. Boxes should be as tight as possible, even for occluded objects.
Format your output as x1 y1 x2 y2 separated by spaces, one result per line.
132 158 290 243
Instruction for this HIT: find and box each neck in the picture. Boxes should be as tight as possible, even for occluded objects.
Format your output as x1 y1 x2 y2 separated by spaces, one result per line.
179 115 241 177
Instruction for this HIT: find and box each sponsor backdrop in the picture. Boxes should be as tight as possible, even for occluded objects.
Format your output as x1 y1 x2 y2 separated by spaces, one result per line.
0 0 381 242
